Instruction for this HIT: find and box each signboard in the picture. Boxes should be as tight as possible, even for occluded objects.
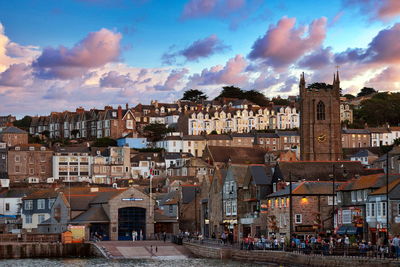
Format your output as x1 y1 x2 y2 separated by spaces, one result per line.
260 204 268 214
122 198 143 201
68 225 85 243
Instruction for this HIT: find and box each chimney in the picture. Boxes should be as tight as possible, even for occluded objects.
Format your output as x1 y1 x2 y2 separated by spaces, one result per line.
118 105 122 119
104 105 113 111
126 103 129 110
76 107 84 113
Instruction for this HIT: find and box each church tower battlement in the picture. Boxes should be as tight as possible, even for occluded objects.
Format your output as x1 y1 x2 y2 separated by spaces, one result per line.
299 71 342 161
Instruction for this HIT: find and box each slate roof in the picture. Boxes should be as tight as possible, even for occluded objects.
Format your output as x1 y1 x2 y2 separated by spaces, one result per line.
181 185 199 204
71 205 110 223
206 146 267 164
276 161 364 182
0 188 36 198
249 165 272 185
228 164 249 186
23 189 59 200
370 177 400 196
0 126 27 134
342 129 371 134
268 181 345 197
350 149 377 158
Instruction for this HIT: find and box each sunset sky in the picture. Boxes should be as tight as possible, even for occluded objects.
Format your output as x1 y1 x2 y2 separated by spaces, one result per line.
0 0 399 117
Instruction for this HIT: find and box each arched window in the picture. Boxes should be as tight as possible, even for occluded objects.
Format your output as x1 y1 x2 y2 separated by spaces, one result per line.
317 101 325 120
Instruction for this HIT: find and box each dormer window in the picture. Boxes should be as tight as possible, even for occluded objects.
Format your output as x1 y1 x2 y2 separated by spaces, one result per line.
15 147 20 151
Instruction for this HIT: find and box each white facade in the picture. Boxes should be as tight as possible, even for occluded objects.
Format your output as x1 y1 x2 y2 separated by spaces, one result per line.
187 107 299 135
53 154 92 182
0 197 21 216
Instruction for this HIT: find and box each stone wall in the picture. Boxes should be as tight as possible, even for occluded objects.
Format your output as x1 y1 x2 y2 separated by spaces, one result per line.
0 243 92 259
184 242 400 267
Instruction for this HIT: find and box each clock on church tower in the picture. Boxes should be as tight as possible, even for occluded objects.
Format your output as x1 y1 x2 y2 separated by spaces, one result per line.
299 71 343 161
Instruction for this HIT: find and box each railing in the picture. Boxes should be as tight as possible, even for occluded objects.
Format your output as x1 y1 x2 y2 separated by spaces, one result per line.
185 238 400 259
0 233 61 243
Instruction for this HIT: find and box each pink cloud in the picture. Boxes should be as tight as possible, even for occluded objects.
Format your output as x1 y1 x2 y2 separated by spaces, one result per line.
99 71 133 88
189 54 248 86
248 17 327 69
33 28 122 79
367 66 400 91
162 34 229 64
345 0 400 21
155 68 189 91
0 63 31 87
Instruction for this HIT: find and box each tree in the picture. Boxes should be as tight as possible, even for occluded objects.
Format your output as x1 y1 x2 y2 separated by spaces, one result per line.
92 138 117 147
243 90 269 106
271 97 290 106
41 130 50 138
71 129 80 138
308 82 333 90
357 87 377 97
13 116 32 131
215 86 243 99
393 138 400 146
343 94 355 100
181 89 208 102
143 123 172 142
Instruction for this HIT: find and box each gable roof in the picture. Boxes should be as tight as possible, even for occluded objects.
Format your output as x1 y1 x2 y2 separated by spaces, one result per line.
70 205 110 223
206 145 267 164
248 165 272 185
0 126 27 134
350 149 377 158
370 175 400 196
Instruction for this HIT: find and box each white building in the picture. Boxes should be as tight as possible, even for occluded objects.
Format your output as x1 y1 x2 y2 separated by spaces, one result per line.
53 147 92 182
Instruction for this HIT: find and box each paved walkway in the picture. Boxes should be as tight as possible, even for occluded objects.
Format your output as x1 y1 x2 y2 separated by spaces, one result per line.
96 241 192 259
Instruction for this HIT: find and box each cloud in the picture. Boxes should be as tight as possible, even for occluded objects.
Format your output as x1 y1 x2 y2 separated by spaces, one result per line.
298 47 333 69
181 0 262 30
188 54 248 86
0 63 32 87
367 66 400 91
33 28 122 79
99 71 134 88
155 68 189 91
248 17 327 69
162 34 229 64
345 0 400 21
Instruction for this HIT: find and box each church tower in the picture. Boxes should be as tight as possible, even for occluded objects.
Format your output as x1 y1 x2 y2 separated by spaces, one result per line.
299 71 342 161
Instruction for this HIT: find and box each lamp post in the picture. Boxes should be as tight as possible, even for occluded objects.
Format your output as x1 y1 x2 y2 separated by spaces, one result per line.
386 151 390 244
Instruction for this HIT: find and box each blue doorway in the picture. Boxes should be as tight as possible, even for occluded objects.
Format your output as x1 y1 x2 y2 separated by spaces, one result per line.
118 207 146 240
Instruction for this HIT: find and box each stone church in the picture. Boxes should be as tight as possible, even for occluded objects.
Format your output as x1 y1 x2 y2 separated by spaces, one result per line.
299 71 342 161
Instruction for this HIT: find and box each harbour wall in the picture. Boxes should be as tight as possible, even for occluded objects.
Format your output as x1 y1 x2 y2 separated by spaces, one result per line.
184 242 400 267
0 243 93 259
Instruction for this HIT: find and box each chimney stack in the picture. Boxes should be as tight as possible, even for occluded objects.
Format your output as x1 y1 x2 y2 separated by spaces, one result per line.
118 105 122 119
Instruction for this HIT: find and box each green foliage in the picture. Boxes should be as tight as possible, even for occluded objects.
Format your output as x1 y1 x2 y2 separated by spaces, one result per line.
143 123 172 142
181 89 208 102
210 130 218 134
92 138 117 147
215 86 269 106
355 92 400 127
343 94 355 100
308 82 333 90
41 130 50 138
13 116 32 131
271 97 290 106
29 135 43 144
394 138 400 146
71 129 80 138
357 87 377 97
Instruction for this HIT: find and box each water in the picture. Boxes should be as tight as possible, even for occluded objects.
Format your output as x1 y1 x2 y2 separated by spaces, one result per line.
0 258 281 267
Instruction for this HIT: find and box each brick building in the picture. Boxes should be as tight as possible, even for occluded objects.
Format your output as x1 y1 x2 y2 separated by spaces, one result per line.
7 144 53 183
299 72 342 161
0 126 28 147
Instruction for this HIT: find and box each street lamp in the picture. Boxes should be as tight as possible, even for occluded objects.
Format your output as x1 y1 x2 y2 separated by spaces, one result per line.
329 164 346 234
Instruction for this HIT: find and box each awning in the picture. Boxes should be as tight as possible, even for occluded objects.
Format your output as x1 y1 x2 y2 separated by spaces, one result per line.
336 226 348 235
347 226 362 235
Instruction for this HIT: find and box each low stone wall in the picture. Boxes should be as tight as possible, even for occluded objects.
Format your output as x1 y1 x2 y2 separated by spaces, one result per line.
184 242 400 267
0 243 92 259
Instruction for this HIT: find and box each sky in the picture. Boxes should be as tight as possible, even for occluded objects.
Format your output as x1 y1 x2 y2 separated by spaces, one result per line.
0 0 400 117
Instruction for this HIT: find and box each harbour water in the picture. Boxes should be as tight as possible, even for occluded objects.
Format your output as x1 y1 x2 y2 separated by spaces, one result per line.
0 258 281 267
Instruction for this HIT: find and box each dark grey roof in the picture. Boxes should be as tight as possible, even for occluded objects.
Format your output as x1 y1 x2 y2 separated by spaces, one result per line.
342 129 371 134
249 165 272 185
182 135 205 140
231 133 254 138
276 131 299 137
71 205 110 223
267 183 301 197
0 188 35 198
0 126 27 134
182 186 198 204
256 133 279 138
272 164 283 183
89 191 122 204
351 149 377 158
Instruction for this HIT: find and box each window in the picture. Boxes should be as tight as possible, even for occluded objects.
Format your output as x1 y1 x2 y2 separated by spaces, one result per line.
5 203 10 211
48 199 55 209
232 200 237 215
24 200 33 210
15 155 20 162
316 101 325 120
25 215 32 224
169 205 173 213
381 202 387 217
37 199 45 210
337 192 342 203
38 214 45 224
342 210 352 224
357 190 362 202
363 190 369 201
371 203 375 217
351 191 356 202
295 214 302 224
